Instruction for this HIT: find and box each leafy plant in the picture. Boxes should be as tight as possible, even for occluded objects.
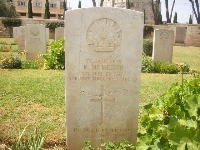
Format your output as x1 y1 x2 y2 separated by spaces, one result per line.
43 38 65 70
137 74 200 149
141 54 155 73
83 140 135 150
143 39 153 56
6 127 45 150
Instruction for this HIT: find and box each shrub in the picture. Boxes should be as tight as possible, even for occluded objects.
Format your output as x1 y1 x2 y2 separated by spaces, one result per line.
1 57 22 69
46 21 64 31
2 18 21 28
137 74 200 149
143 39 153 56
143 25 154 38
43 38 65 70
141 54 155 73
154 61 179 74
141 55 185 74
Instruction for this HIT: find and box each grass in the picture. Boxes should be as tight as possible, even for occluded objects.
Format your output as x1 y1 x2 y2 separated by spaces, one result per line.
0 71 195 148
173 46 200 71
0 38 18 52
0 70 65 145
0 39 199 148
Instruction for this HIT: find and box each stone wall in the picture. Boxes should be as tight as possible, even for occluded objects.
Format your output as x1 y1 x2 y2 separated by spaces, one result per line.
185 25 200 47
0 17 64 39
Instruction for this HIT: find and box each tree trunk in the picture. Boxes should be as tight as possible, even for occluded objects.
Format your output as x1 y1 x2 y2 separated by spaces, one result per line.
169 0 176 21
150 0 161 25
165 0 170 23
195 0 200 23
92 0 96 7
189 0 200 24
100 0 104 7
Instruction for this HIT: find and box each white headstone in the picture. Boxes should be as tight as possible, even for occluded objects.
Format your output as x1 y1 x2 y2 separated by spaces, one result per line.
25 24 46 60
18 26 25 50
65 7 143 149
46 28 49 44
13 27 19 43
175 27 187 45
152 29 174 63
55 27 64 40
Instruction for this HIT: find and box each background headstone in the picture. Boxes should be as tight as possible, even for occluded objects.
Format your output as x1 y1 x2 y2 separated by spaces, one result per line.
175 27 187 46
25 24 46 60
55 27 64 40
46 28 49 44
65 8 143 149
152 29 174 63
17 26 25 50
13 27 19 43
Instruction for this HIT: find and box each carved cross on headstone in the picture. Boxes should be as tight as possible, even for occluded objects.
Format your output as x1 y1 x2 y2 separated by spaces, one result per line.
90 85 115 125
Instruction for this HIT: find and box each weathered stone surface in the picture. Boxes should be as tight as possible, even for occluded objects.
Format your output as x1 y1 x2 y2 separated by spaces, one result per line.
25 24 46 60
152 29 174 63
55 27 64 40
65 7 143 149
46 28 49 44
18 26 25 50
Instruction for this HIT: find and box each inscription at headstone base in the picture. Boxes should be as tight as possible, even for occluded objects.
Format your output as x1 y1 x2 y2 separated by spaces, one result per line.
55 27 64 40
152 29 174 63
65 8 143 149
25 24 46 60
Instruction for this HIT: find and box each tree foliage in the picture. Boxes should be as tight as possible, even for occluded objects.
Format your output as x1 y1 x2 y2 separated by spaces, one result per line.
189 14 193 24
189 0 200 24
173 12 178 23
78 0 81 8
44 0 50 19
28 0 33 18
0 0 20 18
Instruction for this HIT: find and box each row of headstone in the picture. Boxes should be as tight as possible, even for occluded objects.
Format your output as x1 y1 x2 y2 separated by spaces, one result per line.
13 26 64 60
13 25 47 60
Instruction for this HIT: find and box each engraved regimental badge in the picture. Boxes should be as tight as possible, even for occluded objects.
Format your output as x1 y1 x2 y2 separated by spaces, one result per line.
160 31 169 40
30 27 40 36
87 18 122 53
